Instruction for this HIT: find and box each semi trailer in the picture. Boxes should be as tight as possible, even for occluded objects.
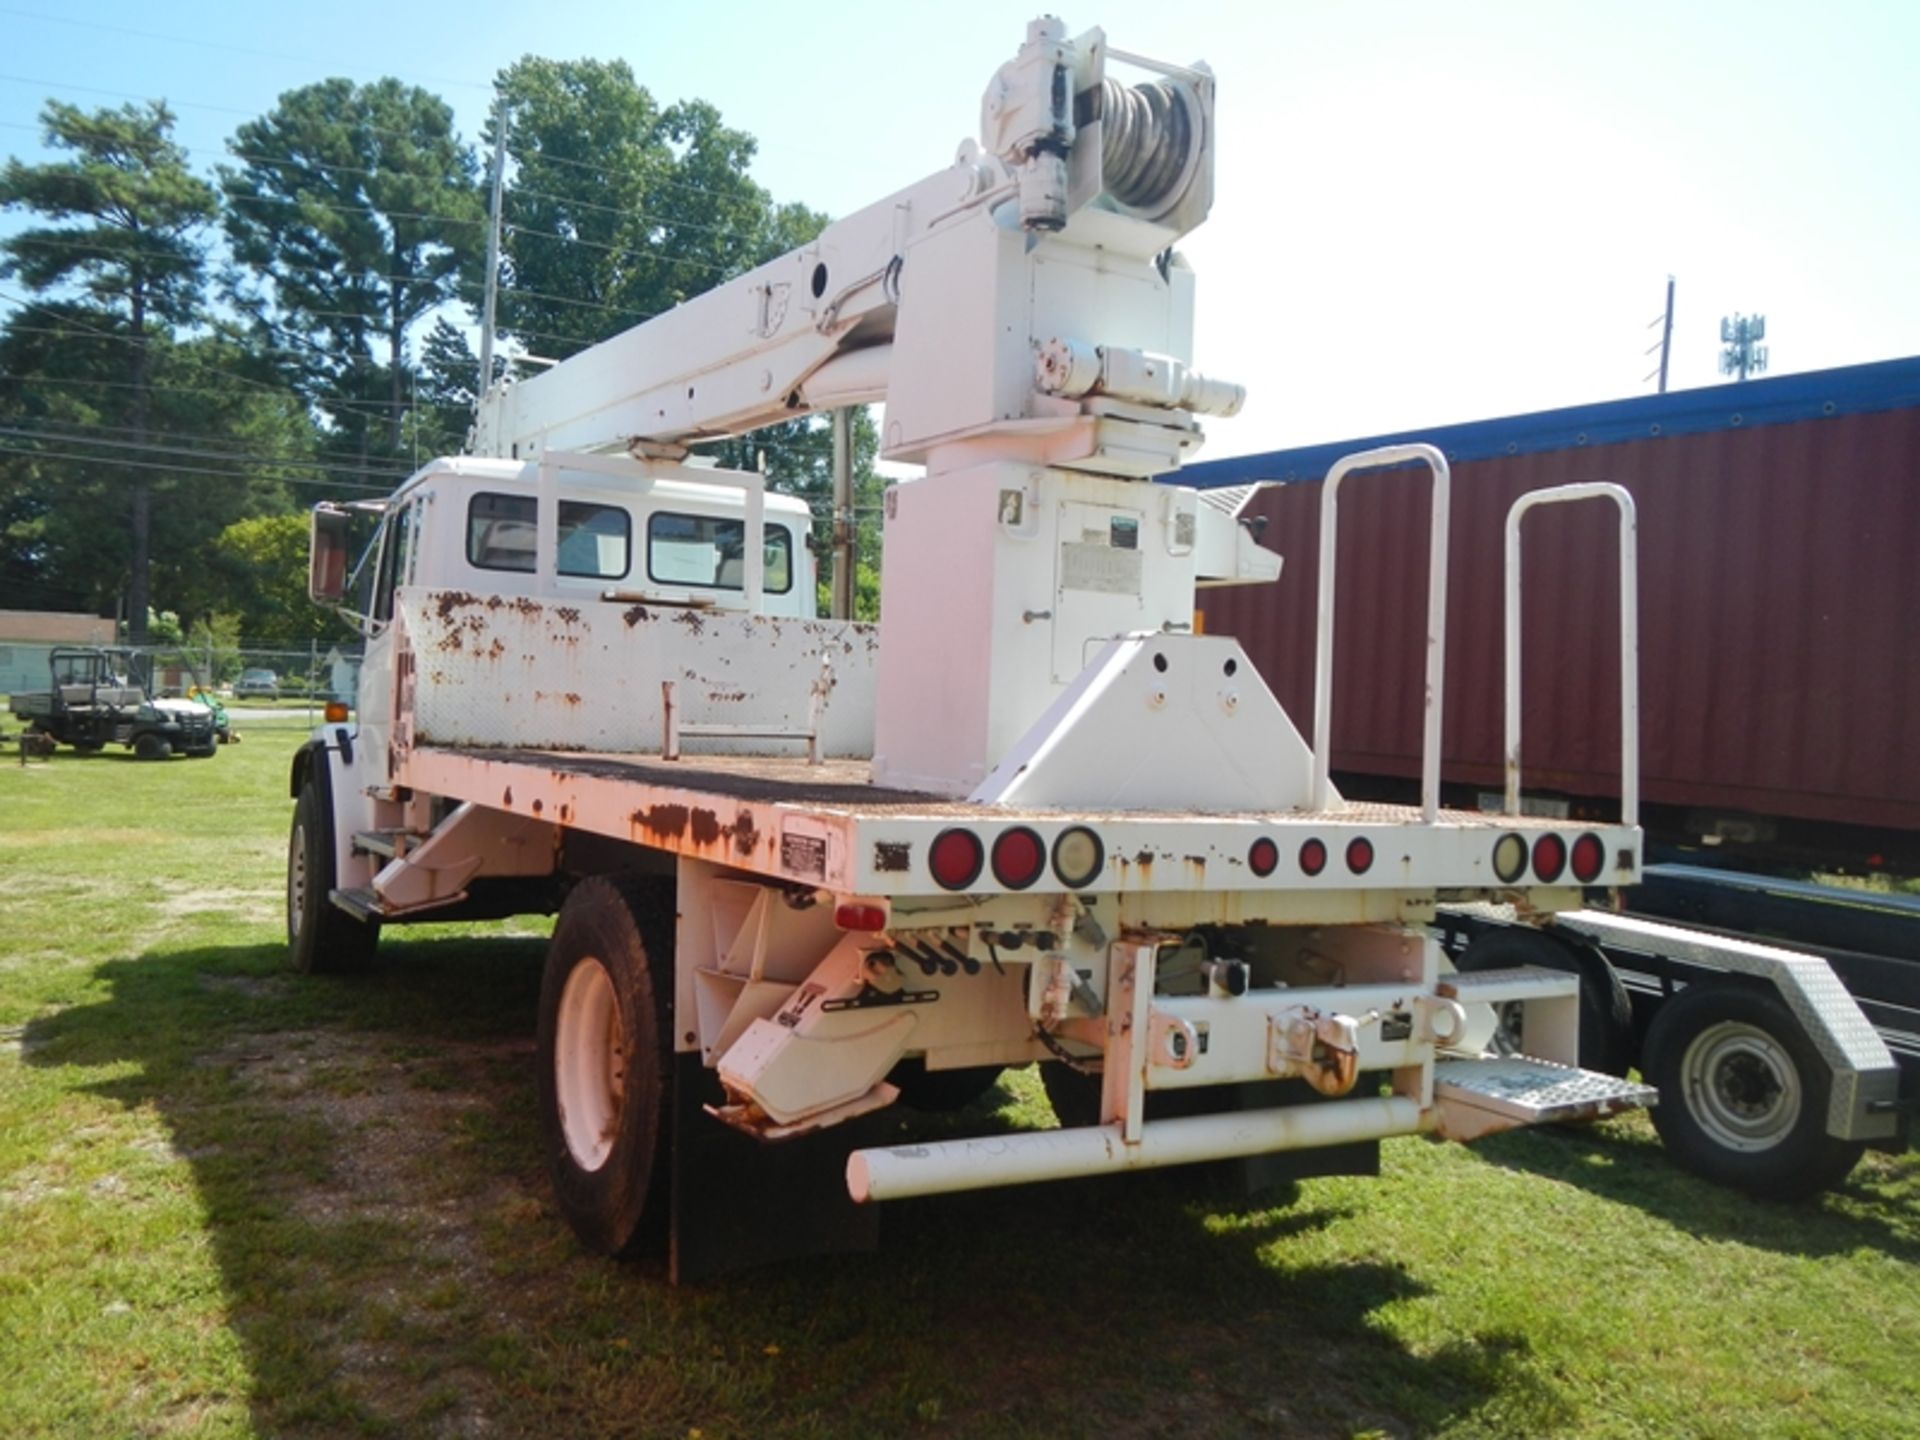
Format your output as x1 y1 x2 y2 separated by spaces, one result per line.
286 17 1902 1280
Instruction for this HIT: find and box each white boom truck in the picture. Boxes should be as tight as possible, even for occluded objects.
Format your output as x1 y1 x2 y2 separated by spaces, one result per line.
293 19 1901 1280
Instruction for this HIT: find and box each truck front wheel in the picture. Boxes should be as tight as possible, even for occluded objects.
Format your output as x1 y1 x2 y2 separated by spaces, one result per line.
287 778 379 974
133 733 172 761
1644 981 1864 1200
537 876 676 1256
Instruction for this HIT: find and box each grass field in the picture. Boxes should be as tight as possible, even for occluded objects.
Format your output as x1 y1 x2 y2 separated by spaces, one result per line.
1 730 1915 1439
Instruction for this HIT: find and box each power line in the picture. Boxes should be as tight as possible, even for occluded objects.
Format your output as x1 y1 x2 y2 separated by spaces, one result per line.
0 438 395 492
0 418 417 478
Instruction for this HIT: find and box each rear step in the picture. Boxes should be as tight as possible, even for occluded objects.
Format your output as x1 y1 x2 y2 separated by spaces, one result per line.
1432 1055 1655 1141
329 886 466 921
351 828 428 859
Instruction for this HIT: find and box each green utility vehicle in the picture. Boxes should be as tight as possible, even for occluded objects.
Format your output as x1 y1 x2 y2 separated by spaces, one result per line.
8 647 218 759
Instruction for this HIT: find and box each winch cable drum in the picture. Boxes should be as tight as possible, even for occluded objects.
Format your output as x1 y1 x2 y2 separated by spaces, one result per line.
1097 76 1195 215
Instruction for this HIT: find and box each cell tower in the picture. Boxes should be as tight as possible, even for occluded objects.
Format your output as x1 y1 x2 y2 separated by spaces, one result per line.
1720 313 1768 382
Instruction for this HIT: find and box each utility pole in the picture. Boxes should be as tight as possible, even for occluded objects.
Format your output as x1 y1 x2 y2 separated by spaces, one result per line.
1719 313 1768 383
478 92 508 398
1643 276 1675 392
830 408 854 620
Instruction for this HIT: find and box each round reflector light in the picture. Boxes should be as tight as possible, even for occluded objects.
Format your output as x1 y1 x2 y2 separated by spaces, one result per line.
991 827 1047 890
1346 837 1374 874
1492 833 1528 884
1249 837 1280 877
1570 832 1606 884
929 828 984 890
1051 826 1104 888
1532 833 1567 883
1297 838 1327 876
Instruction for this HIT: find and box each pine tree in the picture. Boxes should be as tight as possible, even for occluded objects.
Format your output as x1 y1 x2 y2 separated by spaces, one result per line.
0 99 217 640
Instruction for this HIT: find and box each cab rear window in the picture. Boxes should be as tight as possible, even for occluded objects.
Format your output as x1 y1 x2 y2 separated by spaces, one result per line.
647 512 793 593
466 493 632 579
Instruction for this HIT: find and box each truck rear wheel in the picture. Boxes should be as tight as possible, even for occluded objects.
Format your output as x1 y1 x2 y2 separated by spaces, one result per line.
133 733 172 761
1644 981 1864 1200
537 875 676 1256
287 778 379 974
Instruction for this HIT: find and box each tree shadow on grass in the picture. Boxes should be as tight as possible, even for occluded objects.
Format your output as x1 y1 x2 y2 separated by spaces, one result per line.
30 937 1562 1440
1470 1120 1920 1264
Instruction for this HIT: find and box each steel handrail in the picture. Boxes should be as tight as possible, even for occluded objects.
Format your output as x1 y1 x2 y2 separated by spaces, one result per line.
1311 443 1452 820
1503 483 1639 826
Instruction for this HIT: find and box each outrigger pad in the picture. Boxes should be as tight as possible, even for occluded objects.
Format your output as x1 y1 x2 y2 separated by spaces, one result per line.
668 1053 881 1284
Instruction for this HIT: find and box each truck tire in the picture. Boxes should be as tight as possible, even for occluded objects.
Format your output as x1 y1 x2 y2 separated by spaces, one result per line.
537 875 676 1256
1643 981 1864 1200
287 779 379 974
133 733 172 761
1455 927 1635 1076
889 1059 1006 1113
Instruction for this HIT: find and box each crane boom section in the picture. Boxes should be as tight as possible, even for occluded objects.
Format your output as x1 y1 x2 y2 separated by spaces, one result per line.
472 22 1241 477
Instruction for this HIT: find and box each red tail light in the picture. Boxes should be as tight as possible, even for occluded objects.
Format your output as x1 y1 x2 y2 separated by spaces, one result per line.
835 902 888 931
990 827 1046 890
1532 833 1567 883
1249 837 1280 877
1345 837 1374 875
929 828 984 890
1570 833 1605 883
1298 838 1327 876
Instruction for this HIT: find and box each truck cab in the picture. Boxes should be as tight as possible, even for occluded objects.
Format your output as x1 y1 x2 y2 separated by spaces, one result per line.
338 456 817 629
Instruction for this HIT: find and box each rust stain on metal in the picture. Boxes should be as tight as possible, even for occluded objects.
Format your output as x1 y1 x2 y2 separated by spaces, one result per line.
635 803 691 840
564 692 582 706
433 590 479 621
675 611 706 635
503 787 514 807
554 606 582 625
532 798 544 815
708 688 748 704
1134 848 1155 868
874 841 912 873
622 604 650 627
732 809 760 857
487 638 506 660
690 808 723 846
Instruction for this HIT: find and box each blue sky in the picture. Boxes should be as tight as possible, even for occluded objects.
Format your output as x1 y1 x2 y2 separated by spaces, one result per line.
2 0 1916 461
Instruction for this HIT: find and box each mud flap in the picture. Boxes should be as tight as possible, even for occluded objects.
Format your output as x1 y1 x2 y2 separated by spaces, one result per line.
667 1052 881 1284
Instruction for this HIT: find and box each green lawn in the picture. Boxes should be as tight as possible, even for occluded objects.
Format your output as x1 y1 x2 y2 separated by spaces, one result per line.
0 732 1915 1439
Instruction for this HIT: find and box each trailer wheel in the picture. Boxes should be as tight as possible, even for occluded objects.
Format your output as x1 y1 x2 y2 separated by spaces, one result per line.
287 778 379 974
1455 928 1634 1076
537 876 676 1257
1644 981 1864 1200
133 733 172 761
889 1059 1006 1113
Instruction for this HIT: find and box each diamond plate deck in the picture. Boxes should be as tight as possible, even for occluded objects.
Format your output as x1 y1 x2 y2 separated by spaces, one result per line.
1435 1055 1656 1124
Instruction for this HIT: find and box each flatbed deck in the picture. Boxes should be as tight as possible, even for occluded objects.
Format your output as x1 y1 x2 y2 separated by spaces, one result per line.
395 743 1640 899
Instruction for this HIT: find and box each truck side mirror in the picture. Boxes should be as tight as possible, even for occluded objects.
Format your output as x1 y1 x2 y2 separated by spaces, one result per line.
310 505 352 603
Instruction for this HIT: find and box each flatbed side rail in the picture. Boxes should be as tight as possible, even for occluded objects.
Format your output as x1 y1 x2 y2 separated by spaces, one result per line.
1504 482 1638 825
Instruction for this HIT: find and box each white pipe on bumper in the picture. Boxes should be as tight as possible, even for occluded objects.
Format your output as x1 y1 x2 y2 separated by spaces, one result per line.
846 1095 1425 1203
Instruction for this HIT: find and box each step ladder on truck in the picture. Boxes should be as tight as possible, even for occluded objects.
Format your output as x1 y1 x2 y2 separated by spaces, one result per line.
287 16 1901 1280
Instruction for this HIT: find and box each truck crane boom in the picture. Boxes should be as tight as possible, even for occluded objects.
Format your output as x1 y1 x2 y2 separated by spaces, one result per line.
472 19 1242 477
